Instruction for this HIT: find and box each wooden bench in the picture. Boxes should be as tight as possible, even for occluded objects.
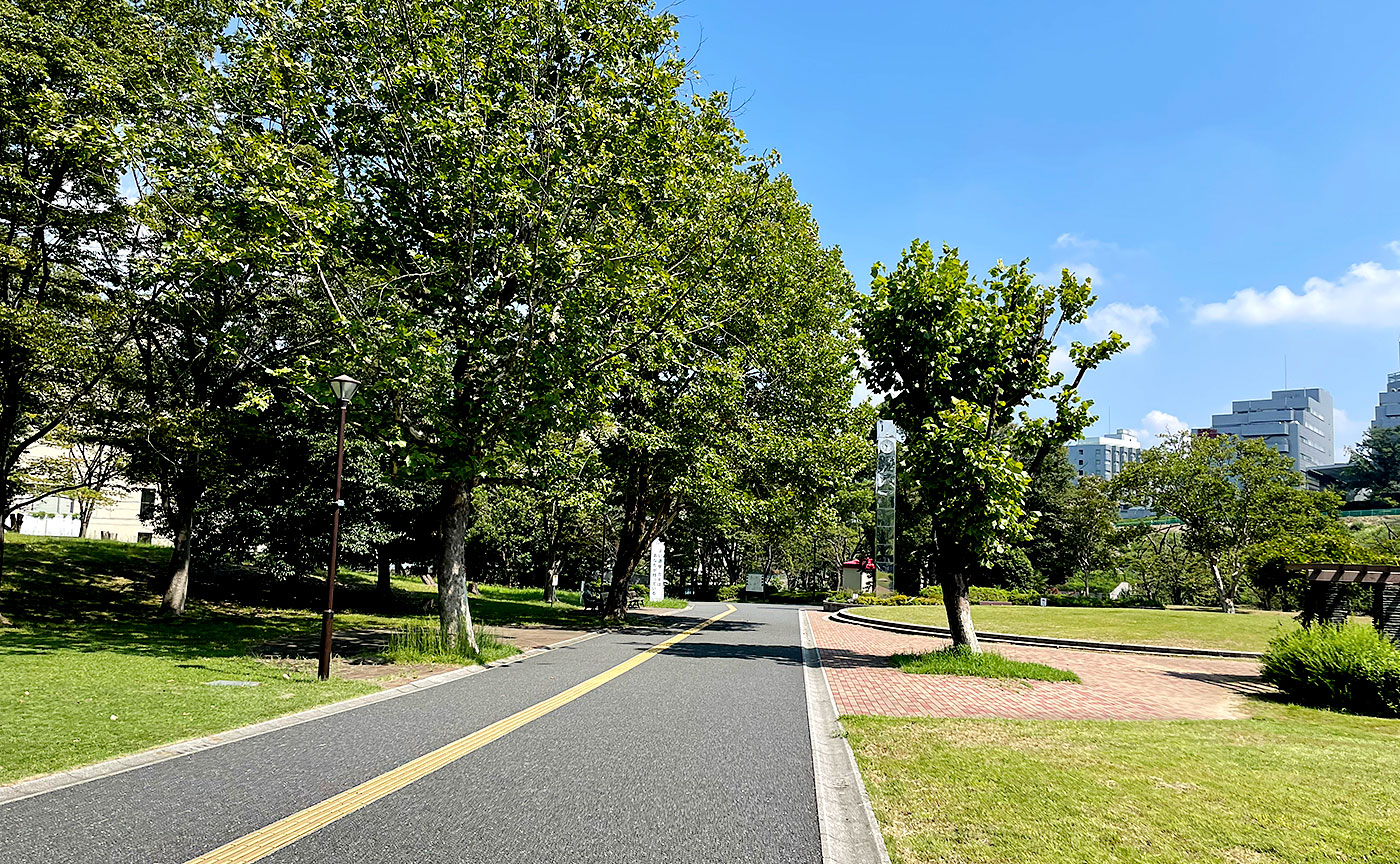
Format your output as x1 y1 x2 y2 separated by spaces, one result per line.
581 581 644 612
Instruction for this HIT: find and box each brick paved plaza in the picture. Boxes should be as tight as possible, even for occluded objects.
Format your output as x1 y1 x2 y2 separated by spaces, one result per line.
807 610 1272 720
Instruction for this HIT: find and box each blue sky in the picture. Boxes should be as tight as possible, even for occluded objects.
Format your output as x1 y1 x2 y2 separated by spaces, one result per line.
673 1 1400 458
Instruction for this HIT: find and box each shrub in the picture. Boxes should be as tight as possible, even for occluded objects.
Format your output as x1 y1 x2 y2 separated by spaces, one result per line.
716 584 742 602
1261 623 1400 717
827 587 854 603
918 586 942 600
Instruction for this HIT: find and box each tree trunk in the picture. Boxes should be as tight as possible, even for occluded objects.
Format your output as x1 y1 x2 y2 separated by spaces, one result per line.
436 477 479 652
606 517 646 620
1208 557 1236 614
161 509 196 615
604 453 650 620
939 568 980 652
376 545 392 601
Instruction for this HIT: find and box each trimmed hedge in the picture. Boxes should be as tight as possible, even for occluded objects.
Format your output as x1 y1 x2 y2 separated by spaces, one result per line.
844 587 1162 610
1261 623 1400 717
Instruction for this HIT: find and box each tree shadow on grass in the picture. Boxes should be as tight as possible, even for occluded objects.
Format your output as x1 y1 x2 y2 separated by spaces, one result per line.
0 537 596 661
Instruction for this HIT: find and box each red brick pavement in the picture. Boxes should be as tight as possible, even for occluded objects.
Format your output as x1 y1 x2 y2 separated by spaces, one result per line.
807 611 1272 720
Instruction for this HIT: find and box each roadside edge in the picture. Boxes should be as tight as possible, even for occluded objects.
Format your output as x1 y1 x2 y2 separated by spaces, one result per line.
799 609 892 864
0 630 602 807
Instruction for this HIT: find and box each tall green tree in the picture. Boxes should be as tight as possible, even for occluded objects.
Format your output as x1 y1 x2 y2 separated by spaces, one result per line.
1060 475 1121 595
0 0 187 571
858 242 1124 650
213 0 738 648
1345 425 1400 506
1115 432 1338 613
596 170 860 618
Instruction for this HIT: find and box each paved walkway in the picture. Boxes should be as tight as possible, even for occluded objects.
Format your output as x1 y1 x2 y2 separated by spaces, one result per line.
808 610 1271 720
1 604 821 864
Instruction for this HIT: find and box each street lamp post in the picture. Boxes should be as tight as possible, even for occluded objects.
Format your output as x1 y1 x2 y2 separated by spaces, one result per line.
318 374 360 681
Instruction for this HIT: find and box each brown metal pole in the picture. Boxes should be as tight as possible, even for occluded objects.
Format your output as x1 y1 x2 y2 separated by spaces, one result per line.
318 401 349 680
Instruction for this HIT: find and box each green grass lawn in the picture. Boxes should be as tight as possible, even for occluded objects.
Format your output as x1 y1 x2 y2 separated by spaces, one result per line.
644 597 689 609
0 535 602 785
852 604 1299 653
892 647 1080 683
845 701 1400 864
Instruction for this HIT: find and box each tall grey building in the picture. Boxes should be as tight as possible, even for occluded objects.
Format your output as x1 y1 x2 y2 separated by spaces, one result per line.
1066 430 1142 481
1210 387 1333 470
1373 371 1400 430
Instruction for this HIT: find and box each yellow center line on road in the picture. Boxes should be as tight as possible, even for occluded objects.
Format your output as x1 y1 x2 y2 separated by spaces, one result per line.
184 603 737 864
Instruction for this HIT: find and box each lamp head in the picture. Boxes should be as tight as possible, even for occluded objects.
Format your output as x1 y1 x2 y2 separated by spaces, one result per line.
329 374 360 404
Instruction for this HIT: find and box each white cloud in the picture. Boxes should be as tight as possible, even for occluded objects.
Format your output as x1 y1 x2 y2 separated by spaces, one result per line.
1049 346 1074 377
1060 261 1102 284
1055 233 1114 252
1195 253 1400 327
1130 410 1189 443
1083 302 1165 354
1387 240 1400 259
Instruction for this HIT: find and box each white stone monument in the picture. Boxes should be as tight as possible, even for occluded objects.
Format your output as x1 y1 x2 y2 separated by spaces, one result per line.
649 538 665 602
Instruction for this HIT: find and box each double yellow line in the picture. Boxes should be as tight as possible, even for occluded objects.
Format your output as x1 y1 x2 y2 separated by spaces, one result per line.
186 604 736 864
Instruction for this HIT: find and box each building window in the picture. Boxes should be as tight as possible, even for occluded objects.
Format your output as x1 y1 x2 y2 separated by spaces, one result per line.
139 489 156 522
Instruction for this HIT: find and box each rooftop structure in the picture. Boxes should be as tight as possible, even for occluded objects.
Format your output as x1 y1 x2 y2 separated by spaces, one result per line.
1209 387 1333 471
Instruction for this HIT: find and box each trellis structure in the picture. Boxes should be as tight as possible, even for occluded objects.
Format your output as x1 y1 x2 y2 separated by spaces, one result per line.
1285 563 1400 643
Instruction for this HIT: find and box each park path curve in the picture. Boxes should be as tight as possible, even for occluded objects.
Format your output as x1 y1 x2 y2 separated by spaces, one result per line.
808 610 1271 720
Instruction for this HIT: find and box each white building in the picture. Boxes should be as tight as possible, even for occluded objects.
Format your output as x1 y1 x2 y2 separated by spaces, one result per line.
1066 429 1142 481
1210 387 1334 471
7 442 168 546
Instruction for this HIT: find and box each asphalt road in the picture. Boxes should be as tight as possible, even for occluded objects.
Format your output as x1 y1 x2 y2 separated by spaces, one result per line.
0 602 822 864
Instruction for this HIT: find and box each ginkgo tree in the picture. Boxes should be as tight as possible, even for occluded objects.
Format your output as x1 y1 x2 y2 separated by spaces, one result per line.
859 241 1125 651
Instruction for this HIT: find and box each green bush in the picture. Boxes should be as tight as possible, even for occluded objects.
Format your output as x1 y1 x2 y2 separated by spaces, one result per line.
1261 623 1400 717
918 586 941 600
717 584 742 602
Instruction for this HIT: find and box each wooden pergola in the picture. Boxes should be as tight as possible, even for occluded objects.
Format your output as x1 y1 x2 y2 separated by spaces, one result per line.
1284 563 1400 643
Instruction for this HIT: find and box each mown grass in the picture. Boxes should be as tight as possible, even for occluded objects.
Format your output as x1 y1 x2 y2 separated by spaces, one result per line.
845 701 1400 864
644 597 688 609
854 604 1299 653
892 647 1079 682
1 650 370 785
0 535 601 784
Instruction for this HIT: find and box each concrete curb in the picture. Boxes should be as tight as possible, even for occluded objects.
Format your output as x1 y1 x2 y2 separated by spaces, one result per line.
832 608 1264 660
0 630 603 808
800 610 892 864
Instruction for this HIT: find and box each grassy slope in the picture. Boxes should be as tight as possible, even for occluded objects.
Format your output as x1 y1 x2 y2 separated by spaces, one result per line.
0 535 597 784
846 702 1400 864
853 604 1299 653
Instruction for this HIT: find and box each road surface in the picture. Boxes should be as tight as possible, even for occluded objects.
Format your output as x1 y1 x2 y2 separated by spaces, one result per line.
0 603 824 864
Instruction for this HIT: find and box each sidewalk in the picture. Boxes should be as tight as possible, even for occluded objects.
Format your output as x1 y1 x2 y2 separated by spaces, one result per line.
807 611 1272 720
